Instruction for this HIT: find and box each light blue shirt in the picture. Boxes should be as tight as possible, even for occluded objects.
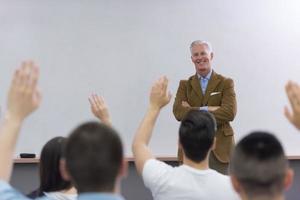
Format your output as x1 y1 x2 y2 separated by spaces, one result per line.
197 69 213 111
0 180 125 200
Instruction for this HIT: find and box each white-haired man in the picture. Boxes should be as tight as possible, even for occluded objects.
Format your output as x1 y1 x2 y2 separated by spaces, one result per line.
173 40 237 174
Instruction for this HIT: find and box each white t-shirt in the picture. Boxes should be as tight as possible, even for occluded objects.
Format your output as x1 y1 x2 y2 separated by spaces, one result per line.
142 159 239 200
44 191 77 200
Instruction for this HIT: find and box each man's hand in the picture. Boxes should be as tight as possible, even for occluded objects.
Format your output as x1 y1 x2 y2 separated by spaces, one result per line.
182 101 191 108
149 76 172 111
285 81 300 130
6 61 41 122
208 106 220 112
88 94 111 126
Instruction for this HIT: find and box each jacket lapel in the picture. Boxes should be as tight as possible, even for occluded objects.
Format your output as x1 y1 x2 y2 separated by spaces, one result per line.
202 71 221 105
191 74 203 99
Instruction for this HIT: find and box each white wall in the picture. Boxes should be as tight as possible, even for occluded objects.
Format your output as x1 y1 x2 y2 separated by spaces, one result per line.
0 0 300 157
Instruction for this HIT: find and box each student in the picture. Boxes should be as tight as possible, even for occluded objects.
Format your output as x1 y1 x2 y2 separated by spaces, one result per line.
0 61 127 200
229 131 294 200
27 137 77 199
132 77 238 200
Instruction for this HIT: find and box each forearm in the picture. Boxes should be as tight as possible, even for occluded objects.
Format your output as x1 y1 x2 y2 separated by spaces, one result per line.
211 79 237 125
133 106 160 148
132 106 161 174
173 104 191 121
211 106 236 125
210 97 237 125
0 114 23 181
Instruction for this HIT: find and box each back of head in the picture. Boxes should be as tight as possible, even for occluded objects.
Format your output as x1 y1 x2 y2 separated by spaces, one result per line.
65 121 123 193
179 110 216 162
39 136 71 195
229 131 288 198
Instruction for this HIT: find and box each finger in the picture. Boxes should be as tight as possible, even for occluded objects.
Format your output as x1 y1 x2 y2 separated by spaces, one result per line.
291 82 300 108
27 61 39 93
98 96 106 108
286 82 297 110
92 94 100 109
88 96 94 106
33 87 42 108
11 69 20 90
94 94 102 108
23 61 32 90
154 78 161 88
284 106 293 123
89 95 98 108
162 76 168 94
97 95 104 104
16 61 27 88
21 61 37 95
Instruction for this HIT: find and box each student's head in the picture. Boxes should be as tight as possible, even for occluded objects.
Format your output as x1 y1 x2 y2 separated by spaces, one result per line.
39 136 71 195
179 110 216 162
229 132 294 199
64 121 125 193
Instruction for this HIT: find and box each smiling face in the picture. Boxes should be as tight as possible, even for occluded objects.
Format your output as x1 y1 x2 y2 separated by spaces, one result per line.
191 43 213 77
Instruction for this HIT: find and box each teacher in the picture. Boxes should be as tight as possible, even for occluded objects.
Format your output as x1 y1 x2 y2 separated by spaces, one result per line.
173 40 237 174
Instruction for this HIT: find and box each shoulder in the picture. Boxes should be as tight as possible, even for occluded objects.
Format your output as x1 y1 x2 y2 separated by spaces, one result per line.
0 180 44 200
187 74 197 81
213 72 234 86
208 169 232 183
179 74 197 85
208 170 239 199
143 159 173 176
142 159 174 193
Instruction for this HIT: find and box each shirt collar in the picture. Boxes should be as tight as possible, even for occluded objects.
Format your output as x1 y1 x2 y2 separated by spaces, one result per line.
78 193 125 200
197 69 213 80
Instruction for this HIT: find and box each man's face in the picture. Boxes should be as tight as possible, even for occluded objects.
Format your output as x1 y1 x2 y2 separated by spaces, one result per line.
191 44 213 77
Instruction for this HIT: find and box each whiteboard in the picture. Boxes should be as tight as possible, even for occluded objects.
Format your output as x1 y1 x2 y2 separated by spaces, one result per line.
0 0 300 157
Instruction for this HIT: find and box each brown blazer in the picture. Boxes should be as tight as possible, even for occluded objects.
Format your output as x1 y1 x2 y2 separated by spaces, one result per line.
173 71 237 163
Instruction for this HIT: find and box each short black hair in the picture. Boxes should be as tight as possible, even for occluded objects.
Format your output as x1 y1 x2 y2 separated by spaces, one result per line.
179 110 216 162
39 136 71 196
65 122 123 193
229 131 288 198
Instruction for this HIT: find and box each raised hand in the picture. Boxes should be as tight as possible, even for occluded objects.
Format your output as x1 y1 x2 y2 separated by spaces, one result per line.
7 61 41 122
149 76 172 110
88 94 111 126
285 81 300 130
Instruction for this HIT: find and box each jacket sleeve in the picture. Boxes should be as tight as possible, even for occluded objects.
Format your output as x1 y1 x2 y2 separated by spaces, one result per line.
211 78 237 125
173 80 192 121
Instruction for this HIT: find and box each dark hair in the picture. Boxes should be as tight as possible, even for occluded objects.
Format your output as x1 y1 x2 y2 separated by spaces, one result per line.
38 136 71 196
179 110 216 162
65 121 123 193
229 131 288 198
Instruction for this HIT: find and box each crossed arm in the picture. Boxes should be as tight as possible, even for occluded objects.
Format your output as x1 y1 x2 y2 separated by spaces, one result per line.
173 79 236 125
